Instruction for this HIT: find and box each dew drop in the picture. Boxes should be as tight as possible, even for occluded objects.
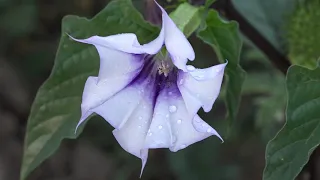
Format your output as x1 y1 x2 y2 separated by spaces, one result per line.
179 79 184 85
195 118 201 123
169 105 177 113
138 125 142 128
166 114 170 118
196 75 204 79
177 119 182 124
168 91 173 95
139 116 143 120
207 128 212 133
172 136 177 143
201 123 206 127
148 132 153 136
187 65 195 71
158 125 163 129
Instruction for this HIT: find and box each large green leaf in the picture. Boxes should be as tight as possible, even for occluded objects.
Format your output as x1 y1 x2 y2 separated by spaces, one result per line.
263 65 320 180
20 1 158 179
232 0 298 54
197 10 245 128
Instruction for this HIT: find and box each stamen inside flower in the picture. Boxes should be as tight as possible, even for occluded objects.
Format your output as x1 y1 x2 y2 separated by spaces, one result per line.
155 48 174 77
158 61 170 77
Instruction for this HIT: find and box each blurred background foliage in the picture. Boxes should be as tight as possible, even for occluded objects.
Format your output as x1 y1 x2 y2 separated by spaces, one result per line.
0 0 318 180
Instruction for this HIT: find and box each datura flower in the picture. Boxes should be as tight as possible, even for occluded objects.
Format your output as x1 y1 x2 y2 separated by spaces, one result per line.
70 1 226 176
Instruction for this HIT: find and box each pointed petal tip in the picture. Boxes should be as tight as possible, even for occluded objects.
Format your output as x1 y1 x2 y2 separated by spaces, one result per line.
154 0 195 68
139 149 148 178
209 128 224 143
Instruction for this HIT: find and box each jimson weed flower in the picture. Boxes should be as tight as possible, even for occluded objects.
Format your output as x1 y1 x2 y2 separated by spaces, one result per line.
70 1 227 175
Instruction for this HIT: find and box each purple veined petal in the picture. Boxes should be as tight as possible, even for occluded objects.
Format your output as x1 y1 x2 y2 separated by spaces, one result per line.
88 75 157 176
75 54 144 131
75 69 143 131
144 84 222 152
154 0 195 71
68 34 156 82
178 62 227 115
68 32 164 55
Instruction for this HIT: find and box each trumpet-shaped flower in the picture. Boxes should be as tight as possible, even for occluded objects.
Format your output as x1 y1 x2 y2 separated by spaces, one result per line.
70 1 226 176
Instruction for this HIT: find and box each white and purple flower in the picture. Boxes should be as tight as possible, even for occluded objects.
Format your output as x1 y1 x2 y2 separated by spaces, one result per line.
70 1 226 175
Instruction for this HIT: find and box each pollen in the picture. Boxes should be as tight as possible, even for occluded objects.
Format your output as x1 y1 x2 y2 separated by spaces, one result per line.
158 61 170 77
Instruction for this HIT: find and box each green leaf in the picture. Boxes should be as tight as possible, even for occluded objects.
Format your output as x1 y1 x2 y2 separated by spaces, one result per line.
231 0 298 54
20 1 158 180
197 10 245 129
169 3 202 37
205 0 216 8
287 0 320 69
263 65 320 180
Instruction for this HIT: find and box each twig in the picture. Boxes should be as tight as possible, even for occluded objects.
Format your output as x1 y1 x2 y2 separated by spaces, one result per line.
211 0 291 74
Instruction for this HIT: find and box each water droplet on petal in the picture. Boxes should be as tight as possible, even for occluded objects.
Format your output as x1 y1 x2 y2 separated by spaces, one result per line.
195 118 201 123
166 114 170 118
179 79 184 85
207 128 212 133
201 123 206 127
169 105 177 113
180 144 186 149
139 116 143 120
177 119 182 124
172 136 177 143
158 125 163 129
148 132 153 136
138 125 142 128
168 91 173 95
187 65 195 71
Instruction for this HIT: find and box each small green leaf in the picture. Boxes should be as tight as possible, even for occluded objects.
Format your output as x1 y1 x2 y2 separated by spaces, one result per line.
205 0 216 8
263 65 320 180
197 10 245 128
20 0 158 180
170 3 202 37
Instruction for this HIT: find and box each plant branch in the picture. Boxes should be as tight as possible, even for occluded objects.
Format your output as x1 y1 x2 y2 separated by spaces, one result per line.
210 0 291 74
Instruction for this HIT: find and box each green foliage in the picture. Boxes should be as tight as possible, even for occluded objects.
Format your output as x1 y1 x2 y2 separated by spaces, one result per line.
287 0 320 69
197 10 245 129
205 0 216 8
20 0 158 179
240 43 287 141
169 3 202 37
232 0 298 53
263 65 320 180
